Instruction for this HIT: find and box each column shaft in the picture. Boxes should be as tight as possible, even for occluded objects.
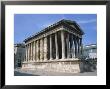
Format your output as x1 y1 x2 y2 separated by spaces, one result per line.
28 44 29 61
55 33 59 59
29 43 31 61
40 39 44 61
72 36 75 58
70 35 73 58
61 31 65 59
25 45 28 62
44 37 48 61
66 33 69 58
31 42 33 61
77 38 80 58
34 41 36 61
29 44 31 61
80 38 82 55
36 40 40 61
27 44 29 61
33 41 35 61
35 41 37 61
74 37 77 58
30 43 31 61
50 35 52 60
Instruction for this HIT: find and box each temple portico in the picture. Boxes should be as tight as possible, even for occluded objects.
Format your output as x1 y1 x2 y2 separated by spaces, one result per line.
24 31 82 62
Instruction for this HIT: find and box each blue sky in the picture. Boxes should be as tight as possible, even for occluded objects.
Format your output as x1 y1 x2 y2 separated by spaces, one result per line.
14 14 97 46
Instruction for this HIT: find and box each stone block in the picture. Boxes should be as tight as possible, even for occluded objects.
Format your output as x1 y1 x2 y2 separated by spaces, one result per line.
22 59 81 73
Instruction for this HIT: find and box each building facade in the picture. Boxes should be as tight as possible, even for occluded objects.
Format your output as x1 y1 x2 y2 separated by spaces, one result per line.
22 19 84 73
83 44 97 59
14 43 25 68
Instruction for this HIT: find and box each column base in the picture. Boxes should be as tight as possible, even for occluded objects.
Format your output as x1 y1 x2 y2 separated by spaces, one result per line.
49 58 53 60
61 58 66 60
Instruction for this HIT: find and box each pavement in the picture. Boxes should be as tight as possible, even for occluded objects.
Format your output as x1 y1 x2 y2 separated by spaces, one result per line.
14 68 97 76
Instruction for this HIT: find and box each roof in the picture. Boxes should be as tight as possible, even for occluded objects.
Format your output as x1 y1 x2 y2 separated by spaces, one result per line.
24 19 84 42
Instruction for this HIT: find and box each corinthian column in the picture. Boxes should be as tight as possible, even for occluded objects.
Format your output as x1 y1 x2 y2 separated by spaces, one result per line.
28 44 30 61
33 41 35 61
72 36 75 58
29 43 31 61
25 45 27 62
50 35 52 60
36 40 40 61
27 44 29 62
61 30 65 59
66 33 69 58
70 35 73 58
77 38 80 58
40 38 44 61
30 43 32 61
31 42 33 61
44 37 48 61
55 32 59 59
79 38 82 57
74 37 77 58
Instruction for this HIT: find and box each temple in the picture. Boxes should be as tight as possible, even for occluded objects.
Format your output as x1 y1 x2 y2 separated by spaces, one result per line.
22 19 84 73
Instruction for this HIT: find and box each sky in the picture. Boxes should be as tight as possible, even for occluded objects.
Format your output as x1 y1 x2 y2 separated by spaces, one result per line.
14 14 97 46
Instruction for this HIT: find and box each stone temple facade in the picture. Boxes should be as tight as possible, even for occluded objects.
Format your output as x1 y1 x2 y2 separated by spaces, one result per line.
14 43 25 68
22 19 84 73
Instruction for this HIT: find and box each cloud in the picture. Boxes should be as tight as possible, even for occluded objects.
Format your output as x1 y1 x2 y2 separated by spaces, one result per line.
77 19 96 24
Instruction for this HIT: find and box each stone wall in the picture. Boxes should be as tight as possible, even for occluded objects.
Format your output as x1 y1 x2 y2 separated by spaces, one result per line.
22 60 80 73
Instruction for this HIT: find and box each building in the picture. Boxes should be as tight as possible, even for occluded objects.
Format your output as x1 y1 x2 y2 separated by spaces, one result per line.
83 44 97 59
14 43 25 68
22 19 84 73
